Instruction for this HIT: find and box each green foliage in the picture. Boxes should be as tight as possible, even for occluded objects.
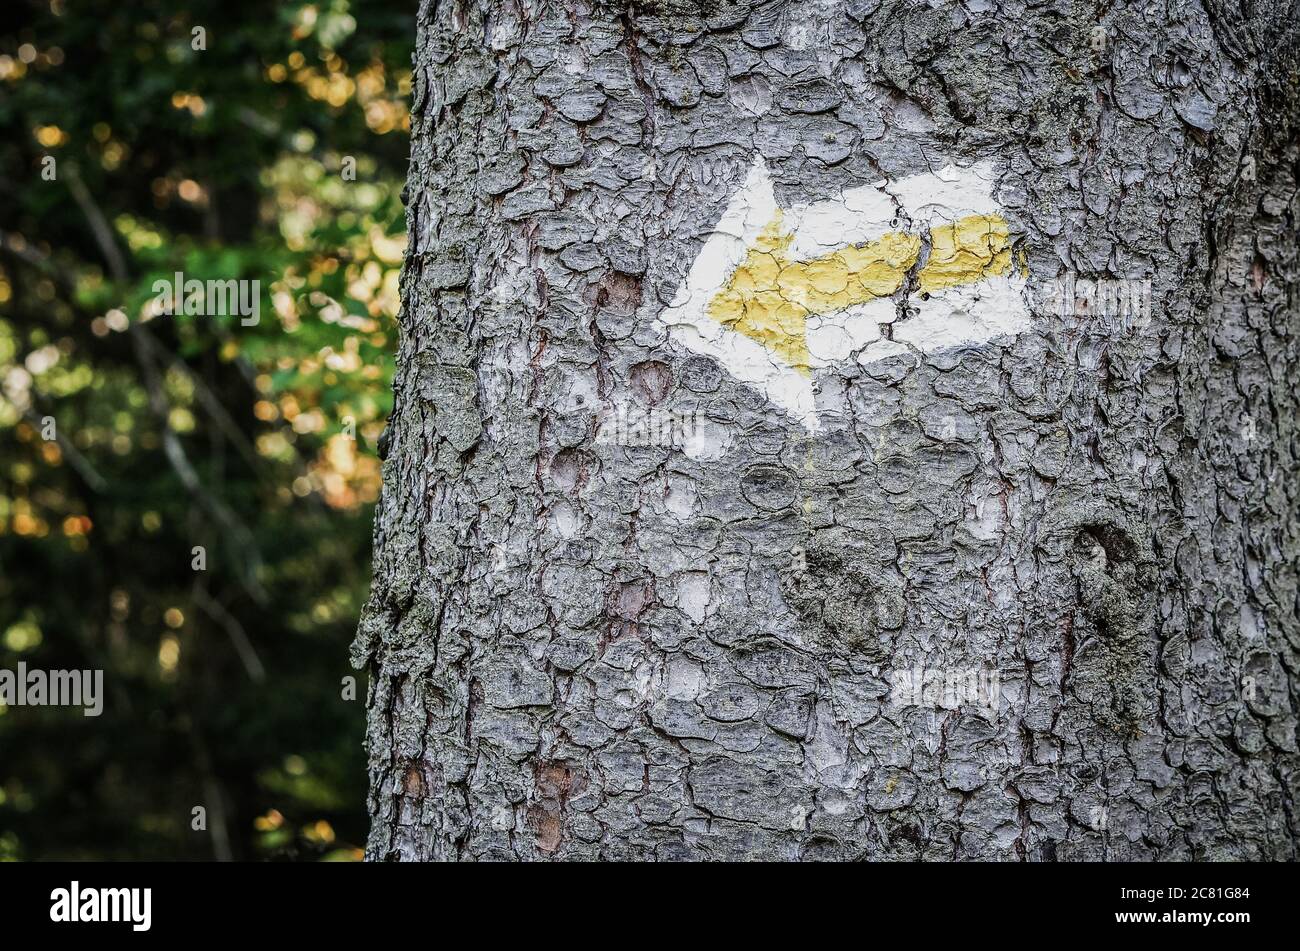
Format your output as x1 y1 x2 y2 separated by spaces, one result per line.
0 0 410 860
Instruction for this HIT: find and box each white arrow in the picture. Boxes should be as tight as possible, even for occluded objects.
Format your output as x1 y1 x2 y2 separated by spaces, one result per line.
657 157 1031 430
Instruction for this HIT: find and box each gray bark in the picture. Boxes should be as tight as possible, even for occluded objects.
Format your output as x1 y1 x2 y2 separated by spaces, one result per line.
354 0 1300 860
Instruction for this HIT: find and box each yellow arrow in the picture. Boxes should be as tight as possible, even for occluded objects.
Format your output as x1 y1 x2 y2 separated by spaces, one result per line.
707 212 1014 373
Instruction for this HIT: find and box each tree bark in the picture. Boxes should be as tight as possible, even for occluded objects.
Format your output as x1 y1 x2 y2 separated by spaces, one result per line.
355 0 1300 860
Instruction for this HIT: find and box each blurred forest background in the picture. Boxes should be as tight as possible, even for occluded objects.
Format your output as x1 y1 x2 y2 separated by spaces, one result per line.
0 0 411 859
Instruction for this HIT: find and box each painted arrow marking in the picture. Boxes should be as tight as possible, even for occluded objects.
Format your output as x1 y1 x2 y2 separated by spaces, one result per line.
658 158 1030 430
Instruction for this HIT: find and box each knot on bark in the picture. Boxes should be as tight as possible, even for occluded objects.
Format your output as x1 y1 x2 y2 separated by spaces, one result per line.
780 539 902 658
1064 517 1157 732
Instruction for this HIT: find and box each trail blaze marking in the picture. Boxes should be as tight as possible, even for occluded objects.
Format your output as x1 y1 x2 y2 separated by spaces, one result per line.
659 158 1030 430
707 216 921 372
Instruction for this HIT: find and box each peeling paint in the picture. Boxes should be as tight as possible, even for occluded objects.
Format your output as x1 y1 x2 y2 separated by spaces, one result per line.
658 157 1030 429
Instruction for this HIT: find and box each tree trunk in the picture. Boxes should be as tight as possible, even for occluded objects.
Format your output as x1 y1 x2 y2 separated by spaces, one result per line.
355 0 1300 861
